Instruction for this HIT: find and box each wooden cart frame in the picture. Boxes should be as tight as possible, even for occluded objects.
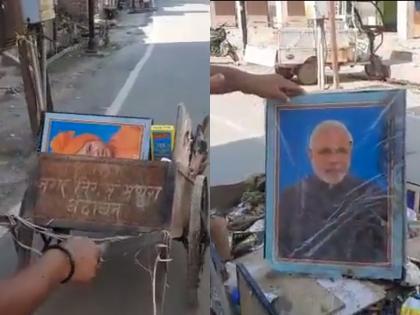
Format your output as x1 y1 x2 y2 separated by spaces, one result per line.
1 104 209 311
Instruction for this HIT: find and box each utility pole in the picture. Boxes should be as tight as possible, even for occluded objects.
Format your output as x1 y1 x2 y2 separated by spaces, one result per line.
87 0 96 52
329 1 339 89
238 1 247 53
315 18 326 90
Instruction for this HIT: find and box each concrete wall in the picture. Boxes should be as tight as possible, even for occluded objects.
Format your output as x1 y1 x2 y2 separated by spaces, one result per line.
398 1 411 40
56 0 88 20
210 0 237 27
245 1 268 25
0 0 24 50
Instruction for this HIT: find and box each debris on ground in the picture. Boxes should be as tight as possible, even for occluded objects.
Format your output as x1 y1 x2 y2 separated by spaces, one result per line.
210 25 239 63
211 174 420 315
0 87 21 96
213 174 266 259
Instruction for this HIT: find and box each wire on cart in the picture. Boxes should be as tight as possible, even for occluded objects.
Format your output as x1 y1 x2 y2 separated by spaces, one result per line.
5 214 139 243
134 231 173 315
158 231 172 315
10 231 43 257
3 214 173 315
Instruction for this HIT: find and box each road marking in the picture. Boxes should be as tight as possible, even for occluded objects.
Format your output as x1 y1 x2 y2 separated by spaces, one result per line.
106 19 156 116
0 203 21 239
210 114 249 133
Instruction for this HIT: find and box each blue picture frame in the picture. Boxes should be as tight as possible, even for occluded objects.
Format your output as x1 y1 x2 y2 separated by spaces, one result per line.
236 263 278 315
41 113 152 160
265 89 406 280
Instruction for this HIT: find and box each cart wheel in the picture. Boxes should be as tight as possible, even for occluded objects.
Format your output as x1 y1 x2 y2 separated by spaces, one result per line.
274 52 294 79
297 57 317 85
275 66 294 80
365 55 390 81
187 175 209 307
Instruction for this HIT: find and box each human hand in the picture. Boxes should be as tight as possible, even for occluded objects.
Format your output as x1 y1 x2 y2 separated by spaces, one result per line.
242 73 305 101
62 237 101 283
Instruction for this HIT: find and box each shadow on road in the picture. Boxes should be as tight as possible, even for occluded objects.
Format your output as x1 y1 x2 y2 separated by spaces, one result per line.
210 136 266 187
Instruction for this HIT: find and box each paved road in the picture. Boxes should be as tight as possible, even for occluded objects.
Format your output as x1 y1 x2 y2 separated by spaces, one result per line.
210 65 267 187
0 1 209 314
53 0 209 126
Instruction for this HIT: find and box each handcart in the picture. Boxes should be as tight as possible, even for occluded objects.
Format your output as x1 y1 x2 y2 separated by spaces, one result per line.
0 104 209 311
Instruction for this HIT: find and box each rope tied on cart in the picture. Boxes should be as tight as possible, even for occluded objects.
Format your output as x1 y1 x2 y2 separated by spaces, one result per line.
2 214 139 243
1 213 143 258
134 230 173 315
1 213 174 314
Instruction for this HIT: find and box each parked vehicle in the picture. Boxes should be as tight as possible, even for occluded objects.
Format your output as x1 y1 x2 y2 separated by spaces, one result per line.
211 24 239 63
275 1 390 85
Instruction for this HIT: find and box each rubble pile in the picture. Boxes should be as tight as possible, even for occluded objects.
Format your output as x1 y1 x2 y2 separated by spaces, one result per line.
215 174 266 259
51 10 116 56
212 174 420 314
210 25 239 62
52 11 85 56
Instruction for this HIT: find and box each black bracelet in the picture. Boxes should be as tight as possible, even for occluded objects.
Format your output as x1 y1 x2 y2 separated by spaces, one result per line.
44 245 75 284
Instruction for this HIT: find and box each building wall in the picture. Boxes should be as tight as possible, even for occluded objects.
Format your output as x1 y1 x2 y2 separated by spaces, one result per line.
0 0 24 50
56 0 88 20
398 1 412 40
210 1 236 27
413 1 420 38
56 0 104 20
245 1 268 25
382 1 397 31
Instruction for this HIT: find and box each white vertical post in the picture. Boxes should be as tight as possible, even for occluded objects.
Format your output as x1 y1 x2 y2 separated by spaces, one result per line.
274 1 283 28
235 1 242 30
316 19 325 89
397 1 409 40
329 0 339 89
210 1 216 27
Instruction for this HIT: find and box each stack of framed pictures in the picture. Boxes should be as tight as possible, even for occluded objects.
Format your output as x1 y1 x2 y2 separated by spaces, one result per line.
41 113 153 160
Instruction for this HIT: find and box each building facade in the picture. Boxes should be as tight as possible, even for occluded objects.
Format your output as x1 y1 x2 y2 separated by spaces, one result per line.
211 1 420 40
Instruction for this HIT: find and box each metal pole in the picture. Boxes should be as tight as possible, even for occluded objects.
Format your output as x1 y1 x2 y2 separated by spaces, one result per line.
239 1 247 53
329 1 339 89
42 32 47 105
87 0 96 52
316 18 325 90
0 1 6 47
35 23 47 106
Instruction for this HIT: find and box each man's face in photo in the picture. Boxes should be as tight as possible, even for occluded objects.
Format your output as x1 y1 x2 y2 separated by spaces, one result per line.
309 125 352 185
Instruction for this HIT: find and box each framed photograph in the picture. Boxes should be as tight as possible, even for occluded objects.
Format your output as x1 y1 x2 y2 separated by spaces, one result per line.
265 89 406 280
41 113 152 160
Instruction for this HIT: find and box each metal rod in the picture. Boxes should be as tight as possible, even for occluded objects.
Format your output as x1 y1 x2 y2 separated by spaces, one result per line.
88 0 96 52
239 1 247 53
316 18 325 90
40 26 47 105
329 1 340 89
28 36 46 113
18 38 39 136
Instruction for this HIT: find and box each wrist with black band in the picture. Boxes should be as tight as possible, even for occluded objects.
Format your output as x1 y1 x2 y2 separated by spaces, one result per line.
43 245 75 284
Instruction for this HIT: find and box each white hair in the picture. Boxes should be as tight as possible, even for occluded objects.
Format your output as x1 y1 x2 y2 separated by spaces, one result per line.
309 120 353 149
